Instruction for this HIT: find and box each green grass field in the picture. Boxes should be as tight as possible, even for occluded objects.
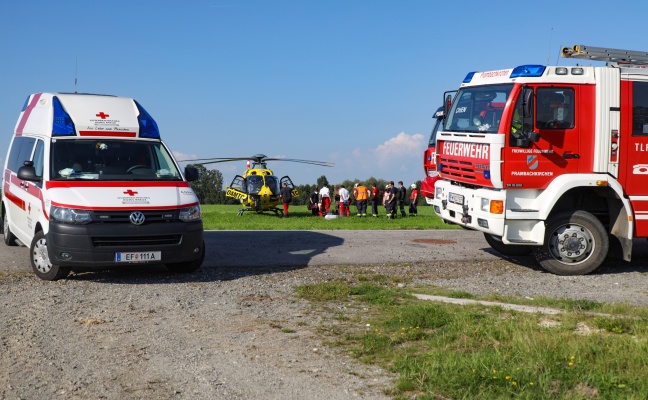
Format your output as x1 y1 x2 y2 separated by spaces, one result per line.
201 203 456 230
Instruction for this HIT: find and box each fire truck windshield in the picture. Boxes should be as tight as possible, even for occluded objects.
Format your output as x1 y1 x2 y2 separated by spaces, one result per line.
445 84 513 134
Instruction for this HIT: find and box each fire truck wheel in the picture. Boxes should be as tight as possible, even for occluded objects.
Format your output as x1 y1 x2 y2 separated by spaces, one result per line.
533 210 608 276
30 231 71 281
483 233 532 256
3 213 17 246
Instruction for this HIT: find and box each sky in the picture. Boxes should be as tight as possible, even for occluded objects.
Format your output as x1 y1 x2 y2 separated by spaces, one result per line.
1 0 647 186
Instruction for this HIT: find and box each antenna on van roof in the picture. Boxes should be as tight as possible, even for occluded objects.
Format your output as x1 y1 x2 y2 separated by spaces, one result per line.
74 58 78 93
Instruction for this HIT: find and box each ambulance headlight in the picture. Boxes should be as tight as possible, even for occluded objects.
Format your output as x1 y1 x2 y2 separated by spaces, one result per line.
179 205 202 222
50 206 92 224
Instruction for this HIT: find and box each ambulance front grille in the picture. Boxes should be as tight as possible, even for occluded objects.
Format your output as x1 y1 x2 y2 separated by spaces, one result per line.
91 235 182 247
92 210 178 223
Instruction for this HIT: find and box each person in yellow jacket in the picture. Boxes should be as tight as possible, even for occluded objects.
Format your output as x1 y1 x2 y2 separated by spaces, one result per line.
354 183 370 217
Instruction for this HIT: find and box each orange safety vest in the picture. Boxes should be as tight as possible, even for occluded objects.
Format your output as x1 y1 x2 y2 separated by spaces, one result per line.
356 185 369 200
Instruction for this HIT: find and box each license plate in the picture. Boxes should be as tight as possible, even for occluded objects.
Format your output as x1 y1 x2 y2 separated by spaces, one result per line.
448 192 464 205
115 251 161 263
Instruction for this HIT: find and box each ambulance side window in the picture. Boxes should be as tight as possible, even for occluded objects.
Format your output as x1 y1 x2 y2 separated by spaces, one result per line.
632 81 648 136
33 140 45 185
7 137 36 172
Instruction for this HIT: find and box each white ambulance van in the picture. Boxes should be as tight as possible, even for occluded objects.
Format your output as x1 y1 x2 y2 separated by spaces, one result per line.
1 93 204 280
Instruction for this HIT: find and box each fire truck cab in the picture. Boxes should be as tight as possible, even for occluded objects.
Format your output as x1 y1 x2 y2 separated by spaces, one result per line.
432 45 648 275
420 107 444 204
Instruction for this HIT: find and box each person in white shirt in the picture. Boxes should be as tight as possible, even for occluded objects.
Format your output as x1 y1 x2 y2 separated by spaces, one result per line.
338 185 350 217
319 184 331 213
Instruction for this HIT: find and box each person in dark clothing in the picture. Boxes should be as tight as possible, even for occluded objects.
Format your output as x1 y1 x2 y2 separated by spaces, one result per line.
309 188 319 216
370 182 380 217
387 181 397 219
279 182 293 217
397 181 407 218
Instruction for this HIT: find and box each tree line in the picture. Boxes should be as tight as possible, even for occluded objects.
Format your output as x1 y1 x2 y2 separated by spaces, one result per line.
187 164 423 205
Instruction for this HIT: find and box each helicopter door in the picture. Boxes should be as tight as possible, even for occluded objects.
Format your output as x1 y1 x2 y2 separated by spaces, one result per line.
229 175 245 192
280 176 295 189
280 176 298 197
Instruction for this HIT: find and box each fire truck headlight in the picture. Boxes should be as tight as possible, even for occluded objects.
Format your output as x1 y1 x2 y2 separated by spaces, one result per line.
435 187 443 199
480 198 489 212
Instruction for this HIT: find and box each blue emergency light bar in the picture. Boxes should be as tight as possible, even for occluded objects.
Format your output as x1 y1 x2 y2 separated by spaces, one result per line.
510 65 546 78
134 101 160 139
52 96 77 136
463 65 547 83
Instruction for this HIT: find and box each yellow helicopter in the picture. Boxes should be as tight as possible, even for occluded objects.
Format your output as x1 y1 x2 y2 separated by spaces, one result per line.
186 154 333 216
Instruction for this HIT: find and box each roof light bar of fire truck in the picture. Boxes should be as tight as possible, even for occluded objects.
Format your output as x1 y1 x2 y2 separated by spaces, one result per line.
463 65 546 83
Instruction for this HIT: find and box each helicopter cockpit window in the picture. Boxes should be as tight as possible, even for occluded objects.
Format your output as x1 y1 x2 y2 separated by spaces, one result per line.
247 175 264 194
265 175 280 195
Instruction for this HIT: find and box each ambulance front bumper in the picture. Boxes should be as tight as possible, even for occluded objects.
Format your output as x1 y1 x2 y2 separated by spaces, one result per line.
431 180 505 236
46 221 204 267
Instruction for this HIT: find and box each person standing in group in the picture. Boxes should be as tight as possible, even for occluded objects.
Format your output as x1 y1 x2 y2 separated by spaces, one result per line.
333 185 341 215
309 188 320 216
397 181 407 218
355 182 369 217
339 185 350 217
388 181 398 219
409 183 419 216
370 182 380 217
279 182 293 218
319 184 331 214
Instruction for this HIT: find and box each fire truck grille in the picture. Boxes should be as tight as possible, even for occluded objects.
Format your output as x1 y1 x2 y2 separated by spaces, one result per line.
440 157 478 181
92 210 178 223
91 235 182 247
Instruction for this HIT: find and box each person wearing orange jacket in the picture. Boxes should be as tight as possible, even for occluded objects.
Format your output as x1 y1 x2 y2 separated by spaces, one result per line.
354 183 370 217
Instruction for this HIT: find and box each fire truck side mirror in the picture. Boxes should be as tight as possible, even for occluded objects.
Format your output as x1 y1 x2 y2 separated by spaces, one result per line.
522 87 534 118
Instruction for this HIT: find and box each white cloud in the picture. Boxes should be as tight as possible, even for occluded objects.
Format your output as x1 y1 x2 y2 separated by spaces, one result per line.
374 132 425 165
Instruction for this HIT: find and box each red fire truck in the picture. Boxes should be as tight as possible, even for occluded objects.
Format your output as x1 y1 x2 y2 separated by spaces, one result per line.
420 107 444 203
432 44 648 275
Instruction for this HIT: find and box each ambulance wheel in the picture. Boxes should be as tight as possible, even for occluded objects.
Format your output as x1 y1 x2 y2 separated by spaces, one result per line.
533 210 608 276
30 231 70 281
483 233 532 256
3 213 17 246
166 242 205 273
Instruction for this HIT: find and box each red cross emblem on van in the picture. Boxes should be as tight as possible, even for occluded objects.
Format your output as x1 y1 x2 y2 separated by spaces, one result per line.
123 189 138 196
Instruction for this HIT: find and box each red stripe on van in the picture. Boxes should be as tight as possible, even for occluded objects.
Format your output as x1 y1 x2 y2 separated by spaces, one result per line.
15 93 42 135
4 189 26 211
50 201 200 211
46 181 190 188
78 131 137 137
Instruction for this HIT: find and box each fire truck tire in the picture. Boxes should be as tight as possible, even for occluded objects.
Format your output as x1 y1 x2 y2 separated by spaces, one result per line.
30 231 71 281
3 213 17 246
533 210 608 276
483 233 532 256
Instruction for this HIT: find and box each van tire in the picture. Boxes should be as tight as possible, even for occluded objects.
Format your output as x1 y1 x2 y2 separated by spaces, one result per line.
533 210 608 276
3 213 17 246
483 233 532 256
30 231 70 281
165 242 205 273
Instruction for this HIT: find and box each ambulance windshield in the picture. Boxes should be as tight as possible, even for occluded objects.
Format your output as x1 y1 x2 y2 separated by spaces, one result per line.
444 84 513 134
50 139 182 181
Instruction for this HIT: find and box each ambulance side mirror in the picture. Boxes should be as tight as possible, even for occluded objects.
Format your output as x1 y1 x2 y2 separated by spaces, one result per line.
184 166 199 182
17 161 42 182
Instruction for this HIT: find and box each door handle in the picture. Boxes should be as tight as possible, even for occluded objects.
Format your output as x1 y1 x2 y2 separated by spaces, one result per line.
562 153 580 159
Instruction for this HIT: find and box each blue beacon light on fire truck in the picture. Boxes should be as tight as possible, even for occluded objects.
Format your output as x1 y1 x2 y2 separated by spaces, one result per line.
462 65 547 83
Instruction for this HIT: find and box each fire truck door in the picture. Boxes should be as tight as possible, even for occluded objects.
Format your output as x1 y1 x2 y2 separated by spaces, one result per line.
504 86 580 189
618 79 648 235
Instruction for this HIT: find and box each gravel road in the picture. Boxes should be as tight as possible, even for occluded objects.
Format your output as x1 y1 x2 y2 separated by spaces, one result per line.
2 229 648 399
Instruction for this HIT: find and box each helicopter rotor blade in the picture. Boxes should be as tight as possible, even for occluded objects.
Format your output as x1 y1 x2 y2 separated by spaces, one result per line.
178 155 334 167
